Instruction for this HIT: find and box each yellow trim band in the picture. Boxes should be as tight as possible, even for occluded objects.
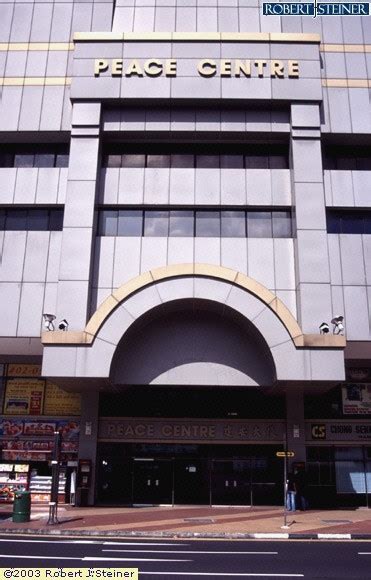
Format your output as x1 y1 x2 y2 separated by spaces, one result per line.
73 31 320 43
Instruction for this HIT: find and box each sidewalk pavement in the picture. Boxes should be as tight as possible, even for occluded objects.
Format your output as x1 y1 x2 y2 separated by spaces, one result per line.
0 504 371 539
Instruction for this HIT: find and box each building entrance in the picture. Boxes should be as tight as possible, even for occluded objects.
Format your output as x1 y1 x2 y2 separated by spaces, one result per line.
97 443 283 506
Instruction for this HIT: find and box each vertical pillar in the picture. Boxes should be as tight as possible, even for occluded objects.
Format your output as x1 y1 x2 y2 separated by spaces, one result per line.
285 388 306 466
78 391 99 506
57 102 101 330
291 103 332 334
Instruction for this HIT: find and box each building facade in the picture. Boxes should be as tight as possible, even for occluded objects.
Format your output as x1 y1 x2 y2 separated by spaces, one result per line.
0 1 370 507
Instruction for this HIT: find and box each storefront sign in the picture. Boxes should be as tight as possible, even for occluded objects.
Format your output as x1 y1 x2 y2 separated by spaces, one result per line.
99 419 285 442
342 384 371 415
94 59 300 79
7 364 41 377
44 382 81 416
3 379 45 415
307 422 371 441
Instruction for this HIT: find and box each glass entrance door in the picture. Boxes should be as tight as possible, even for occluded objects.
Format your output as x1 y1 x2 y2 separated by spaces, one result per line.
174 458 209 504
132 458 173 505
211 459 252 505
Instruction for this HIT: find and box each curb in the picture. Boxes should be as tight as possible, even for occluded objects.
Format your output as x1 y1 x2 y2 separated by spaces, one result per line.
0 527 370 540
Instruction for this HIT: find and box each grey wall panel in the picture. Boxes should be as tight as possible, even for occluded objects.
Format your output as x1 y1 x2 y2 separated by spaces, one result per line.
195 169 220 205
72 3 93 35
323 171 332 206
246 170 272 205
30 3 53 42
18 86 44 132
121 108 145 131
155 7 176 31
291 140 322 183
92 3 114 32
349 89 371 134
0 53 5 77
238 7 260 32
196 109 221 132
195 238 221 266
145 109 170 131
113 237 142 288
113 7 134 32
218 7 239 32
10 4 33 42
43 282 58 319
0 87 22 131
5 51 27 77
171 109 196 131
197 7 218 32
64 182 96 228
296 231 330 284
169 168 195 205
274 238 295 290
0 283 21 336
40 86 65 132
144 168 170 205
339 235 366 286
92 237 114 289
14 169 38 204
99 168 119 204
276 289 297 319
61 87 72 132
327 88 352 133
220 169 246 205
322 16 343 43
295 183 326 230
330 171 354 207
50 4 73 42
23 232 50 283
17 282 44 337
0 169 17 204
141 237 168 272
0 232 27 283
343 286 370 340
57 169 68 204
221 109 245 132
59 228 93 281
271 170 291 206
364 236 371 286
342 16 364 44
220 238 248 274
167 237 194 265
118 168 145 204
133 7 155 32
328 235 342 285
46 232 63 283
352 171 371 207
298 283 333 334
324 53 346 79
331 285 345 323
345 53 367 79
56 280 90 330
176 7 196 31
26 51 48 77
68 138 100 182
0 4 13 42
247 238 275 290
46 51 69 77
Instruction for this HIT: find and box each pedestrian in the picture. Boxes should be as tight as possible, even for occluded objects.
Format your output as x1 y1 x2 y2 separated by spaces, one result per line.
294 468 308 511
286 471 296 512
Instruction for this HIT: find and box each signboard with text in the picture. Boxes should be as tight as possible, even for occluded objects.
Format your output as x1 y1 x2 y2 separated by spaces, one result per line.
342 384 371 415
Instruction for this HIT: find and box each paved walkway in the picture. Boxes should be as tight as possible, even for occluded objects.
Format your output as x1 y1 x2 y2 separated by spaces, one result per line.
0 504 370 537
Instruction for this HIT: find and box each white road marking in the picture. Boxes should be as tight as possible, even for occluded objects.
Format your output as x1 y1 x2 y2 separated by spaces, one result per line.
0 555 82 560
317 533 351 540
103 542 188 546
0 539 102 545
83 557 191 562
358 552 371 555
103 549 278 555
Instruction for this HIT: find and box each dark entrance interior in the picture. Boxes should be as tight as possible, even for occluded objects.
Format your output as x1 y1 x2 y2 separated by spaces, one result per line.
96 443 283 506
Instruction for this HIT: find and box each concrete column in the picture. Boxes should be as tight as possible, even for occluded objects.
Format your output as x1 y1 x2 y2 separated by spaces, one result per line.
78 390 99 506
291 103 332 334
285 388 306 467
57 102 102 330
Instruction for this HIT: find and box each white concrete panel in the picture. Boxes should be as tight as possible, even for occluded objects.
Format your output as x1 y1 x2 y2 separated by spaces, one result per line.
352 171 371 206
246 170 272 205
141 237 168 273
298 283 333 334
271 341 311 381
296 231 330 284
295 183 326 230
248 238 275 290
144 168 170 205
63 182 96 228
99 168 119 205
226 285 266 323
113 237 142 288
363 236 371 286
195 169 220 205
156 278 194 304
194 238 221 266
57 280 90 330
0 232 27 282
0 169 17 203
57 169 68 204
46 232 62 282
43 283 58 317
276 290 297 319
220 169 246 205
97 304 134 346
194 278 232 305
123 284 162 320
331 285 345 321
343 286 370 340
35 169 60 204
221 238 248 275
59 228 92 281
42 345 77 378
328 235 342 285
118 168 144 205
23 232 50 283
14 169 38 204
330 170 354 206
167 237 194 265
17 283 44 336
339 235 366 285
271 170 291 206
274 239 295 290
253 307 291 348
0 283 21 335
93 237 115 289
310 349 345 381
75 337 115 378
169 169 195 205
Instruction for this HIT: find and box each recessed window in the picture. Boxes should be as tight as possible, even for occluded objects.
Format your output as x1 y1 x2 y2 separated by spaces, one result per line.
247 211 272 237
169 210 194 237
221 211 246 237
327 210 371 234
118 210 143 236
0 209 63 231
196 211 221 237
144 210 169 236
273 211 292 238
0 146 69 168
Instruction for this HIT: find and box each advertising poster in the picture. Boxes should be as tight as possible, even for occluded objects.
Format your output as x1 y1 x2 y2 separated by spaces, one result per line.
3 379 45 415
44 382 81 416
342 384 371 415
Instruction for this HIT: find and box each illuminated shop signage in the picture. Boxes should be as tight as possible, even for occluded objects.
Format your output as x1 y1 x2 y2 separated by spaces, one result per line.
99 419 285 442
308 422 371 441
94 59 300 79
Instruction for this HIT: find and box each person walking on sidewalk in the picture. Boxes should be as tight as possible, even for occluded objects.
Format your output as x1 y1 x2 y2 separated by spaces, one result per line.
286 471 296 512
294 467 309 511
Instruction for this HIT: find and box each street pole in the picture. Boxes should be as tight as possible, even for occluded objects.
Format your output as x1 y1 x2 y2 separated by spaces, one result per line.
48 430 61 525
283 432 287 529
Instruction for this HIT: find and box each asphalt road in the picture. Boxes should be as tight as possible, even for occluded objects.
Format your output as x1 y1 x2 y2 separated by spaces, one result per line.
0 536 370 579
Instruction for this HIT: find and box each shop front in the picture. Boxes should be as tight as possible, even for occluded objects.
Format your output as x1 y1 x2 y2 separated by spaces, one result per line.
96 418 285 506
